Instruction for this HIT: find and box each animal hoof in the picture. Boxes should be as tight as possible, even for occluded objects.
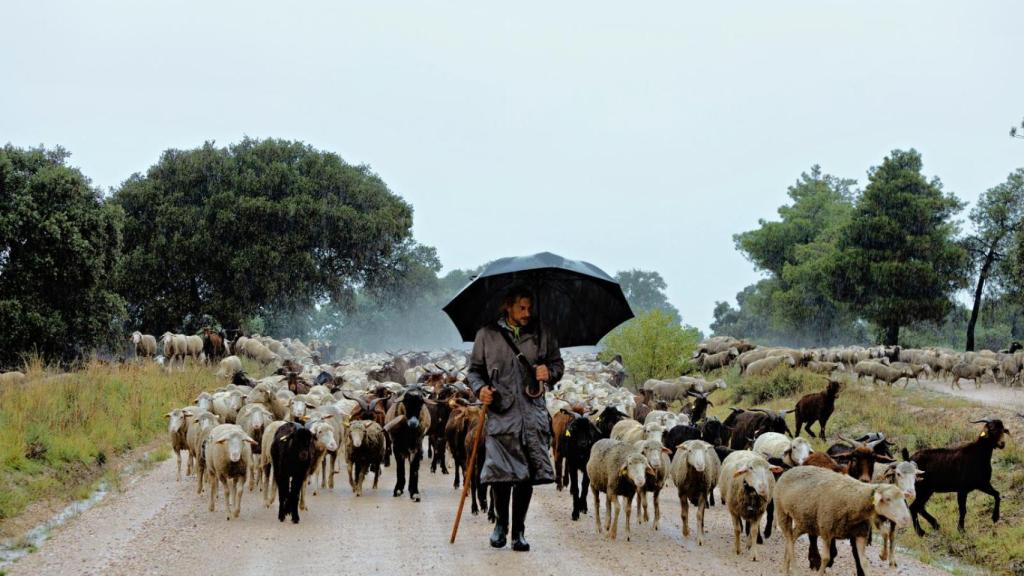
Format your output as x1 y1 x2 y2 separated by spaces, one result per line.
411 493 421 502
394 489 403 497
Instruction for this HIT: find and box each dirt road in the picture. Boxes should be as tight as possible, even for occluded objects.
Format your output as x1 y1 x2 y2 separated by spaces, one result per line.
913 378 1023 412
8 447 950 576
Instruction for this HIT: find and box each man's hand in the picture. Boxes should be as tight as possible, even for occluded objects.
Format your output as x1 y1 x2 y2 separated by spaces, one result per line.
535 364 550 383
479 386 494 405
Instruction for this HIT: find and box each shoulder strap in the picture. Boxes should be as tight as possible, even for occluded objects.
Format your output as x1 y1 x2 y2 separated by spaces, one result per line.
498 328 534 373
497 327 547 398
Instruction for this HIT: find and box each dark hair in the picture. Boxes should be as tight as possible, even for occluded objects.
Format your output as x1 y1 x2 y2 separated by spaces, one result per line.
502 284 534 311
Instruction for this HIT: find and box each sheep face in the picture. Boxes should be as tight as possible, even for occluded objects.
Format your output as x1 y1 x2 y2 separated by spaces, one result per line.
349 421 367 448
289 399 308 420
685 444 707 473
642 423 665 444
131 331 142 345
735 465 772 500
873 484 911 527
622 453 649 489
311 422 338 452
883 461 922 501
194 412 218 433
788 438 812 465
219 431 254 462
196 392 214 413
166 410 186 434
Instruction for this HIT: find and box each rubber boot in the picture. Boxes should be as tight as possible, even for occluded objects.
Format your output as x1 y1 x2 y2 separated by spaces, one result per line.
490 483 510 548
511 482 533 552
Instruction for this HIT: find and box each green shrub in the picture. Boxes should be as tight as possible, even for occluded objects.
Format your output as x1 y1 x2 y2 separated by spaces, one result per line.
598 309 701 390
728 366 826 405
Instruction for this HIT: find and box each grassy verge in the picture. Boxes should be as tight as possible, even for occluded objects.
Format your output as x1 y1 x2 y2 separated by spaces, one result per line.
702 366 1024 575
0 359 226 524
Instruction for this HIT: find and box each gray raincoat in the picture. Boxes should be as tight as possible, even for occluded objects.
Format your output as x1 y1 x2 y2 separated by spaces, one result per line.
467 319 564 485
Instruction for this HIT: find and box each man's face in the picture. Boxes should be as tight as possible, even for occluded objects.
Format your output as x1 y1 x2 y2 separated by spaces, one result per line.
507 297 532 327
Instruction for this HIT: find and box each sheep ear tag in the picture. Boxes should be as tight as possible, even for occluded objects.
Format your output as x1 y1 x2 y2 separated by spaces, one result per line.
980 431 988 437
565 430 571 437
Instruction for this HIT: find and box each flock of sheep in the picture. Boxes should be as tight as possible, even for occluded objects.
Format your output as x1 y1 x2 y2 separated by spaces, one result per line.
144 331 1015 575
691 335 1024 389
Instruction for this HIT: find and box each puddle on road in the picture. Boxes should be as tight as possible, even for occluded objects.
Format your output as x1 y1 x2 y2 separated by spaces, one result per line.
0 452 150 569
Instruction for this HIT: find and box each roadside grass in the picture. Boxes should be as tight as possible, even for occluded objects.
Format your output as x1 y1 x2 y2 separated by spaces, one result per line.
0 358 230 522
702 366 1024 575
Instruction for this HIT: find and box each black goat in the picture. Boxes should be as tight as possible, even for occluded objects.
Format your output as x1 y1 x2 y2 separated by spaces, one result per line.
593 405 629 438
385 384 433 501
793 379 840 438
564 414 602 521
910 418 1009 535
271 422 315 524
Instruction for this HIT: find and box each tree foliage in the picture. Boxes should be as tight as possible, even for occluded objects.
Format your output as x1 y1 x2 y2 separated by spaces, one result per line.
963 169 1024 350
599 308 701 389
830 149 968 345
719 166 864 345
0 145 125 367
614 269 681 324
114 138 414 332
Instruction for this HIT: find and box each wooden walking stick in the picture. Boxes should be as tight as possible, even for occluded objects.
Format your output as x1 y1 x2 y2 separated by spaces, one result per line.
450 371 495 544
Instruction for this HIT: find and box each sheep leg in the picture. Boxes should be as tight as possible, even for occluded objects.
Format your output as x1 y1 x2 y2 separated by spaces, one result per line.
569 465 581 521
779 514 795 575
731 514 742 555
347 460 355 489
623 494 633 541
817 537 832 576
697 495 707 546
223 476 232 520
808 534 822 570
233 477 243 518
679 494 690 539
653 487 661 530
635 489 645 524
604 489 612 532
747 515 759 561
186 451 193 477
609 492 620 540
372 462 380 490
851 536 867 576
208 473 217 512
300 478 307 511
580 471 590 515
264 463 275 508
591 486 602 533
175 450 182 482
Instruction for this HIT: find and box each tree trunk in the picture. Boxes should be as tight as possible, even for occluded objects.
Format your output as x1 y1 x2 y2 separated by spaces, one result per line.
884 324 899 346
966 248 997 352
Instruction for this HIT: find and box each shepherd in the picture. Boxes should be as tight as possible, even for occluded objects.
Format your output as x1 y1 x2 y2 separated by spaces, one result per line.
443 252 635 551
467 285 564 552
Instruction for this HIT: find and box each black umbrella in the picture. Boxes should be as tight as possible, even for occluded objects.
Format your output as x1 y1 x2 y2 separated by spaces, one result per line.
442 252 634 348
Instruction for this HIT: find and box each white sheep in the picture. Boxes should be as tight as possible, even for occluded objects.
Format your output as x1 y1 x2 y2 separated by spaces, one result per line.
671 439 721 546
131 331 157 358
216 355 243 378
204 424 257 520
586 438 650 540
719 450 779 561
165 408 191 480
753 432 813 466
775 465 911 575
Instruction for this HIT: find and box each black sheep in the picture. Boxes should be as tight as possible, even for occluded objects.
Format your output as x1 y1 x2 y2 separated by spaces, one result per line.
385 384 432 501
910 418 1009 535
727 408 794 450
271 422 315 524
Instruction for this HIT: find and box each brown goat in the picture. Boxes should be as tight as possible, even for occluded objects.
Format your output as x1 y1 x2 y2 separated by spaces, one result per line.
794 379 840 438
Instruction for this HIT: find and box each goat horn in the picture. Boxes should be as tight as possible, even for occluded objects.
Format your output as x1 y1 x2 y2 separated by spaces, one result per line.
969 418 993 424
836 433 864 449
383 415 407 432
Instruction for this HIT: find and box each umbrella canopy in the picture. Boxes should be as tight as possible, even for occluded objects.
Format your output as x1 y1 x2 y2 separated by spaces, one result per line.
442 252 634 348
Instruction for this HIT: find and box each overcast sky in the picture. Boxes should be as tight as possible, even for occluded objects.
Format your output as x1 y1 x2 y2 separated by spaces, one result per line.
3 1 1022 332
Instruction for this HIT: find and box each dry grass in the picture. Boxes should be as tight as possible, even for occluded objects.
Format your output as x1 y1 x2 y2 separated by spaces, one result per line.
0 358 224 521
